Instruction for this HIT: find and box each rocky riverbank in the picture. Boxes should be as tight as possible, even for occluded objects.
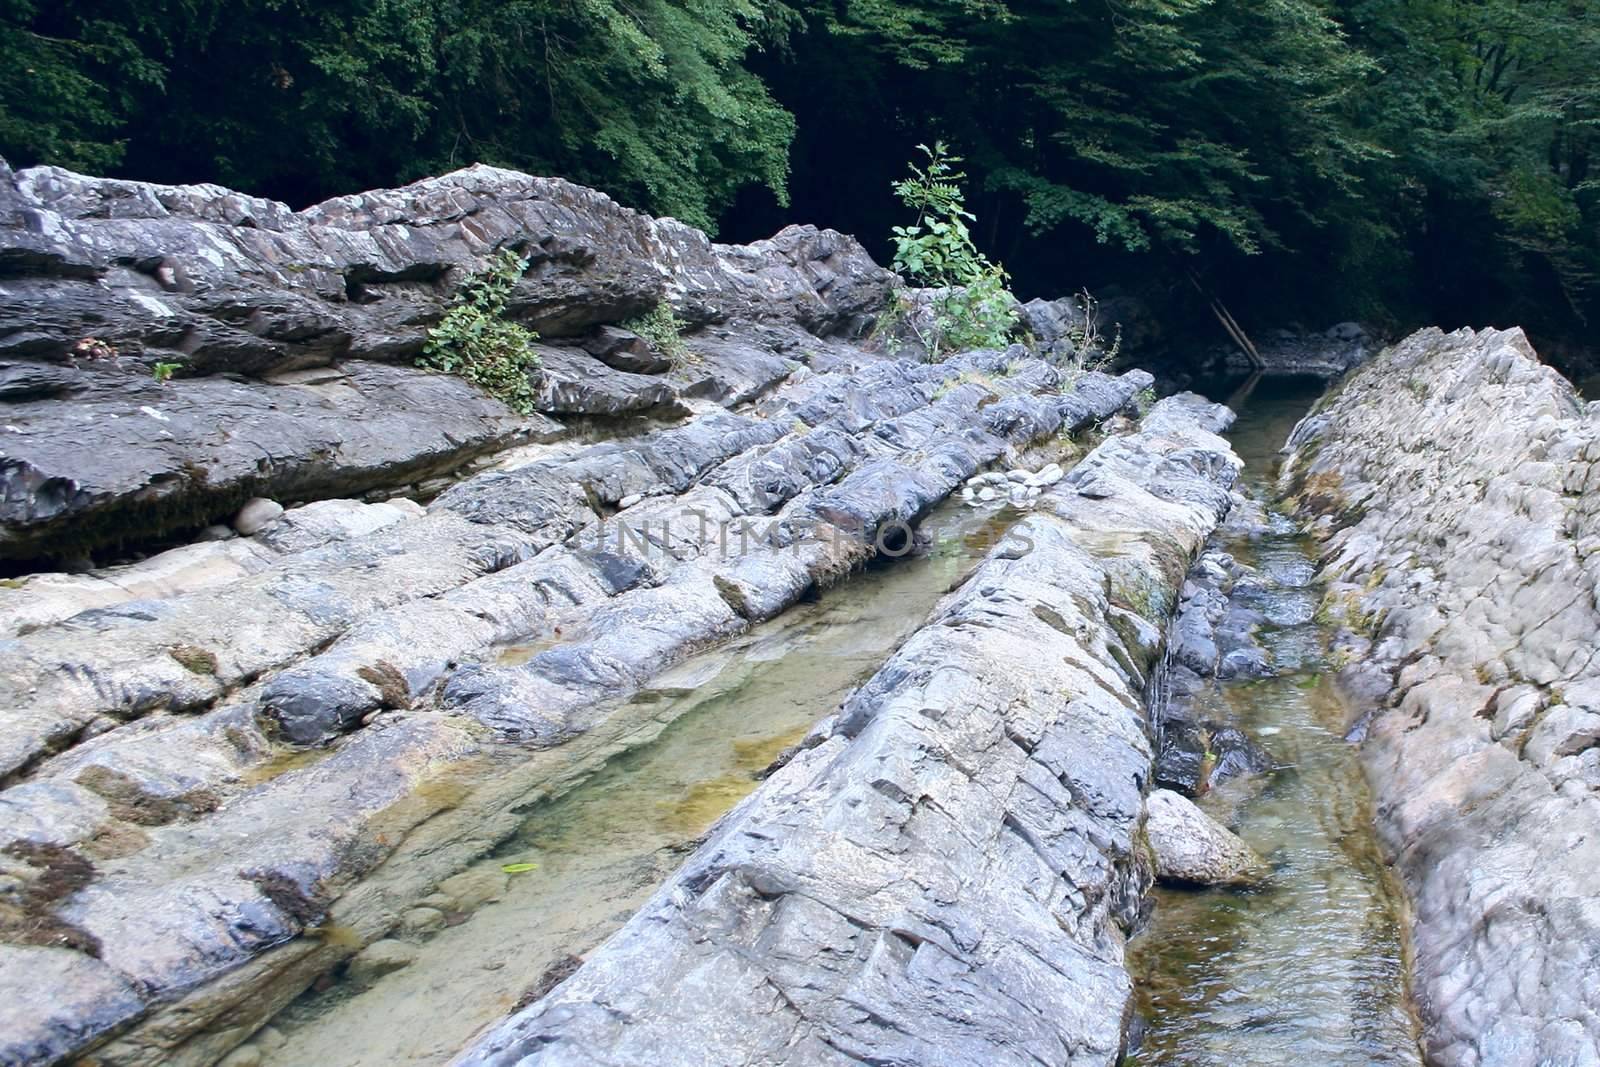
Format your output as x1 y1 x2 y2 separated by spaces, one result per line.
0 162 1185 1066
17 157 1575 1067
457 393 1243 1066
1283 327 1600 1067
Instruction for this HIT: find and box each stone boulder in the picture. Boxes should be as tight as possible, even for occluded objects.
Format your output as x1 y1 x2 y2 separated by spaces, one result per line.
1143 789 1265 887
580 325 670 374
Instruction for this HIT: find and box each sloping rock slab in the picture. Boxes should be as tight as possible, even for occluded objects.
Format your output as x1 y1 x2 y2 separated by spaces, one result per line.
0 349 1152 1065
0 359 541 562
531 346 682 415
0 947 143 1065
455 395 1240 1067
0 497 422 637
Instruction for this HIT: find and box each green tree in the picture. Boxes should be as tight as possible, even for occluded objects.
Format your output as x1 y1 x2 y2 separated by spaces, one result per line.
0 0 798 230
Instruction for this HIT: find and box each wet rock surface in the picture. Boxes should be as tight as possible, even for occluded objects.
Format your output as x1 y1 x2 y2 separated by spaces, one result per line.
1283 326 1600 1067
1125 373 1422 1065
455 395 1242 1067
1150 542 1277 797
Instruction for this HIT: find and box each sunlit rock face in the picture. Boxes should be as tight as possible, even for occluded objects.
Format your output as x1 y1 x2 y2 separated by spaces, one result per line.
0 160 1191 1066
456 395 1242 1067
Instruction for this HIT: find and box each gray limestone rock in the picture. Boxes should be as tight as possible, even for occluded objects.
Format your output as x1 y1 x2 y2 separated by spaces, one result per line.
0 159 1197 1067
1143 789 1266 887
0 947 144 1066
580 326 671 375
1282 326 1600 1066
0 359 540 563
454 395 1242 1067
0 163 892 564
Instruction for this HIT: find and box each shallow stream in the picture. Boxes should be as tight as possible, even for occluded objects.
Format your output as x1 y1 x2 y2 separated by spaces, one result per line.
1125 377 1422 1065
257 382 1422 1066
264 498 1024 1066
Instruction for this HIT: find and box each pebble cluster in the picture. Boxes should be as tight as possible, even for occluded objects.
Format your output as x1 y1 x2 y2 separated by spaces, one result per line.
960 463 1066 507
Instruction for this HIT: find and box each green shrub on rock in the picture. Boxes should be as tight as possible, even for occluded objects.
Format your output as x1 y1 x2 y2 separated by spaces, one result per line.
888 143 1018 360
621 302 692 366
419 249 542 414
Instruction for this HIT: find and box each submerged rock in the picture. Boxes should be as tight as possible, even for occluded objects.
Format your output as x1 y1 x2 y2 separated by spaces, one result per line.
345 940 419 986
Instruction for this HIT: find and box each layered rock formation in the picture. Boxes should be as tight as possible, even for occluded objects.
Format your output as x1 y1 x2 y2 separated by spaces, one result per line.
456 395 1242 1066
0 161 1218 1066
0 160 891 564
1283 327 1600 1067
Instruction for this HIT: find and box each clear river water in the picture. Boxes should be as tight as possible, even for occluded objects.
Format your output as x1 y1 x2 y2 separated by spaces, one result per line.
1125 376 1422 1066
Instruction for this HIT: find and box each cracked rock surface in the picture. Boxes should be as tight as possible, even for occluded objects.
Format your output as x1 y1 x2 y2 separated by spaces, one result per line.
0 161 1163 1067
1283 326 1600 1067
455 395 1241 1067
0 160 892 563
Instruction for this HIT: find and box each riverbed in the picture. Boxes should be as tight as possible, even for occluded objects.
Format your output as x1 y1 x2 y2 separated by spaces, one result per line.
262 497 1027 1066
1126 376 1422 1065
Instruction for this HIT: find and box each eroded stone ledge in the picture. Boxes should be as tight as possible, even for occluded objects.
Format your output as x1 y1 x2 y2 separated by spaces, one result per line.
1282 326 1600 1067
455 395 1240 1067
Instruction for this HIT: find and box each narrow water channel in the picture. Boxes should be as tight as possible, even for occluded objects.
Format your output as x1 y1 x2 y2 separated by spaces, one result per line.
1125 377 1422 1065
264 497 1025 1066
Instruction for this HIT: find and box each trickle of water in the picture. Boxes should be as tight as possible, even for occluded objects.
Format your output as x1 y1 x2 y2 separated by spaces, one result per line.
1126 376 1422 1066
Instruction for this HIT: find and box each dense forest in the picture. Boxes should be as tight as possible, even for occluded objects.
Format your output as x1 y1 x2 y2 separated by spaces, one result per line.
4 0 1597 363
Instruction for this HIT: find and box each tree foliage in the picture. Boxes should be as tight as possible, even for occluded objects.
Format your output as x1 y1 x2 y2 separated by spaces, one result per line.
3 0 1599 355
0 0 795 229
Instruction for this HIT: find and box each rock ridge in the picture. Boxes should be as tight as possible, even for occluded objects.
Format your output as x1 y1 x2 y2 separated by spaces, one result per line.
1283 326 1600 1067
453 394 1241 1067
0 161 892 564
